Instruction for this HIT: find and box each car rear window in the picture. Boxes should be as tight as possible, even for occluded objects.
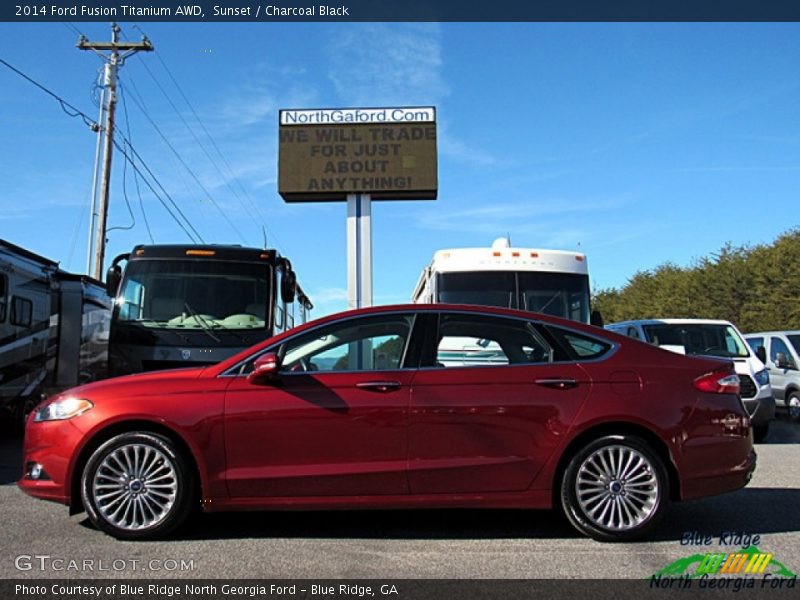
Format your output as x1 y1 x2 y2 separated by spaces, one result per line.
546 326 613 360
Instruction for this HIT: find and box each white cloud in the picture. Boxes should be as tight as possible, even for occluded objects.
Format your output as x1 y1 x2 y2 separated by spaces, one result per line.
327 24 449 107
415 198 627 234
326 24 496 167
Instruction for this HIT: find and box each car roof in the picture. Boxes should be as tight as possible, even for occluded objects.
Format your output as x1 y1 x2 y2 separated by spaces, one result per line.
608 318 735 327
744 331 800 337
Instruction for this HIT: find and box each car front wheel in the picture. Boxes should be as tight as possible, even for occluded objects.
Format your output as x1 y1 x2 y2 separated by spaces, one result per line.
787 392 800 423
81 432 193 540
560 435 668 542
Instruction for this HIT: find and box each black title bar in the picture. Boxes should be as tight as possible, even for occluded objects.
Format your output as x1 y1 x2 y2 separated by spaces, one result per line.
5 1 800 22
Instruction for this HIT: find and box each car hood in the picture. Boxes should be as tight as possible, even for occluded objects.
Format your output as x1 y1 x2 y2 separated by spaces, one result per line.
54 367 209 400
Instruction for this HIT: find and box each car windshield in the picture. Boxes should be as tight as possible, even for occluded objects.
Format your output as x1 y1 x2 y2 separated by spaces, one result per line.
116 259 270 330
787 335 800 357
641 323 750 358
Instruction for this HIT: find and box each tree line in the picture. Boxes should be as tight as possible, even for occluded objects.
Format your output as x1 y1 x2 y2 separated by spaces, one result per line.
592 229 800 333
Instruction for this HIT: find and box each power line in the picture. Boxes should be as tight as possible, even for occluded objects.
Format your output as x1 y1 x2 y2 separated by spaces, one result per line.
107 84 137 234
119 81 154 242
119 75 248 244
0 56 202 244
112 134 203 243
0 57 99 131
61 21 85 38
127 23 281 249
137 52 264 235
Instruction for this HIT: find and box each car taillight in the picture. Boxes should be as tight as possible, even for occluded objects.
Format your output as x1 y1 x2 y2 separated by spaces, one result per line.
693 370 740 394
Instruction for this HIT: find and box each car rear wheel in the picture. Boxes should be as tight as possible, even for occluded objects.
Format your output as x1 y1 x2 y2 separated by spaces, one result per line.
561 435 668 542
787 392 800 423
81 432 193 540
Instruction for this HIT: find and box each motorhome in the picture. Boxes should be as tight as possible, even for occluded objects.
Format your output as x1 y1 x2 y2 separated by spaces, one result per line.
0 240 110 423
106 244 312 376
412 238 599 325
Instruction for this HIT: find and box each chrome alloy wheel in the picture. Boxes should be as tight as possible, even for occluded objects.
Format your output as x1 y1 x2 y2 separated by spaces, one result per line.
91 444 178 531
574 444 660 531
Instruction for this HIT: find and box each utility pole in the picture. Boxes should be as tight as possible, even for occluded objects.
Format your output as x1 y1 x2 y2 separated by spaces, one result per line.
78 22 153 280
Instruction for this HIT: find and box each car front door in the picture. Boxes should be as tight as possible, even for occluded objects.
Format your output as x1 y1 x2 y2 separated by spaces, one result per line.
408 312 592 494
223 312 420 498
769 336 797 402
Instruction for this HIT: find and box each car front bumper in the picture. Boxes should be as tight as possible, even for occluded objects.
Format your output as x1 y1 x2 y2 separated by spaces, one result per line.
17 419 84 506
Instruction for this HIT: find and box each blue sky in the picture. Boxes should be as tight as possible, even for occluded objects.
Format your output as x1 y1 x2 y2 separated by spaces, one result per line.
1 23 799 315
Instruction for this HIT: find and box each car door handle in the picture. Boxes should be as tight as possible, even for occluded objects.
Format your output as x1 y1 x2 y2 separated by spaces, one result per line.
535 378 578 390
356 381 402 393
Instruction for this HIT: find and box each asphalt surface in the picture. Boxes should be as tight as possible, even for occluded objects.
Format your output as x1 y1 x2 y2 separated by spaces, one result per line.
1 417 799 580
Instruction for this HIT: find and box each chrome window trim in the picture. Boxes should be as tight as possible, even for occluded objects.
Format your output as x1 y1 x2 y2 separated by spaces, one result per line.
218 308 620 378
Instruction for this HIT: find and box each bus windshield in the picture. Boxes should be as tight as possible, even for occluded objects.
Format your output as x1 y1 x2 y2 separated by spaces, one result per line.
116 259 270 330
437 271 590 322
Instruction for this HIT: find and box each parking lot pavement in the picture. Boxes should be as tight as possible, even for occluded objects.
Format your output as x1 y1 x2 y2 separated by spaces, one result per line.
762 410 800 443
1 418 798 580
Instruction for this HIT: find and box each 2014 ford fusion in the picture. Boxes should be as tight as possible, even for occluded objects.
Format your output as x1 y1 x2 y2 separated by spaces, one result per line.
19 304 756 541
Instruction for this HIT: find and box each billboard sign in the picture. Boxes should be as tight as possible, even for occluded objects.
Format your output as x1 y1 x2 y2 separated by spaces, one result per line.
278 106 438 202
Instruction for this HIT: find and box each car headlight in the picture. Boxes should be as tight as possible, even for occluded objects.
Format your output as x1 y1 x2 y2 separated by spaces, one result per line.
33 397 94 422
754 368 770 386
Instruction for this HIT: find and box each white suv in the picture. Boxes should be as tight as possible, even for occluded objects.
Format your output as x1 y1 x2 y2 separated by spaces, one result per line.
744 331 800 422
606 319 775 441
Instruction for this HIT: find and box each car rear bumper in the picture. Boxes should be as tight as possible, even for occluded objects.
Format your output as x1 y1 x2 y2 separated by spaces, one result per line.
681 448 756 501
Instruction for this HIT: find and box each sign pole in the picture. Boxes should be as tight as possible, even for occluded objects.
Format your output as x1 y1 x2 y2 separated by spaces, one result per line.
347 192 372 309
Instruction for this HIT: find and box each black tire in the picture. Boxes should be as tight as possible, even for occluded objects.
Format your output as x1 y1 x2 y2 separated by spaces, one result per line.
81 432 194 540
787 391 800 423
18 397 38 430
560 435 668 542
753 424 769 443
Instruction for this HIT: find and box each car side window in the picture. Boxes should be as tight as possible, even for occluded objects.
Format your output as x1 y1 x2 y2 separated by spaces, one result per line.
546 325 613 360
746 336 764 355
771 337 797 369
433 313 554 368
278 314 416 373
626 326 640 340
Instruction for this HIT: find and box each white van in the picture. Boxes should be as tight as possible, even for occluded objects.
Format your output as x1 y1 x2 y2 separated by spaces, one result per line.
606 319 775 441
743 331 800 422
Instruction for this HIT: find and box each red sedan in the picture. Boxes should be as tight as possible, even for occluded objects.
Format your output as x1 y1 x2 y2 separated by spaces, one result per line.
19 304 755 541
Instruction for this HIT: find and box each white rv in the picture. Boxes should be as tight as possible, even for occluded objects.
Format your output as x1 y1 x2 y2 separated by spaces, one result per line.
0 240 110 424
412 238 598 324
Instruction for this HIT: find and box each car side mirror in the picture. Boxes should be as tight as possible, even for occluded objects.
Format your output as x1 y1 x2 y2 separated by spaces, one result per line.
755 346 767 364
775 352 796 370
247 352 281 384
590 310 604 328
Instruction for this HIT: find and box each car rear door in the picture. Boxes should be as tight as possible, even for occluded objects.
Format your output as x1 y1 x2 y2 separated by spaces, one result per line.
407 312 592 494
